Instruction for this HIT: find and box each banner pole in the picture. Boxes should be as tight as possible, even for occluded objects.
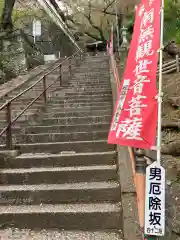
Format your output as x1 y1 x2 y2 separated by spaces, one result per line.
157 0 164 166
144 1 165 239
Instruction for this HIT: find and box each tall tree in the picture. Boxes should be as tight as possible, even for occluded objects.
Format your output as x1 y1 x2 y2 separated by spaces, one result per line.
1 0 16 30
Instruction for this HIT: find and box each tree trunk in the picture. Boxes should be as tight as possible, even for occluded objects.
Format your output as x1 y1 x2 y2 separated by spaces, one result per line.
1 0 16 30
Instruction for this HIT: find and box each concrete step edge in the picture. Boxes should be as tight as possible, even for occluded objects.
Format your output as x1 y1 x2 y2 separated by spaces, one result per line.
41 115 111 121
16 151 116 159
42 110 111 115
1 165 116 174
0 181 119 191
0 202 121 214
10 130 108 138
0 230 123 239
0 123 110 133
29 123 110 128
13 139 109 147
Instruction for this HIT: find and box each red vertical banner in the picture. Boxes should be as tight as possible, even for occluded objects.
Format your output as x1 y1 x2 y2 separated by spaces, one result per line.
108 0 161 149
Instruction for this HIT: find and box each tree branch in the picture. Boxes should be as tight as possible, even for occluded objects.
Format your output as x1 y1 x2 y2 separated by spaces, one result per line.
84 31 102 41
83 8 105 42
104 0 116 12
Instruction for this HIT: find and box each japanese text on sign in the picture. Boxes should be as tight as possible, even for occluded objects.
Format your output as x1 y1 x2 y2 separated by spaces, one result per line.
145 162 165 236
120 4 155 140
111 79 130 131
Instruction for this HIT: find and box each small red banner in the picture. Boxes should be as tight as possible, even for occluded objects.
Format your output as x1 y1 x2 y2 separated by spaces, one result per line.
108 0 161 149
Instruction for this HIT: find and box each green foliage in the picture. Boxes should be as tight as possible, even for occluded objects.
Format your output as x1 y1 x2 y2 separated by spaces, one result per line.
0 0 4 20
164 0 180 43
0 0 49 28
12 8 48 28
125 0 180 43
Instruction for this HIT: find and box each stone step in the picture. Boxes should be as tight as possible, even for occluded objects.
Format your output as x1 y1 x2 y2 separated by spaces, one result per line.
46 102 112 109
69 87 111 91
0 230 123 240
70 78 109 82
75 67 109 71
1 96 112 106
70 77 110 80
42 109 112 118
1 131 108 144
72 68 108 71
70 87 111 91
0 99 43 106
0 127 23 135
0 115 108 129
24 123 110 134
73 72 109 75
70 83 110 87
12 140 115 154
0 203 122 230
0 105 42 114
2 151 116 169
0 107 38 115
6 88 64 98
74 63 108 66
65 90 112 96
45 105 112 113
48 97 112 104
61 94 112 100
0 181 120 205
73 65 108 67
0 120 27 128
1 102 46 108
70 86 111 90
39 115 111 126
72 74 109 77
52 93 112 99
75 61 108 64
6 86 62 95
0 165 117 185
0 108 112 126
1 95 114 112
72 72 109 74
71 75 109 78
0 116 111 129
0 112 36 122
48 100 112 107
0 55 122 235
79 63 109 66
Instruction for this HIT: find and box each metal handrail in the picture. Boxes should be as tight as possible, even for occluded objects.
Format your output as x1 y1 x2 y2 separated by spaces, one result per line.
0 50 82 149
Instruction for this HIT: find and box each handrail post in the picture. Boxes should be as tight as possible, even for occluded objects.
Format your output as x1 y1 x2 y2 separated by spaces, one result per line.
59 64 62 86
43 76 47 104
69 58 72 78
6 102 13 149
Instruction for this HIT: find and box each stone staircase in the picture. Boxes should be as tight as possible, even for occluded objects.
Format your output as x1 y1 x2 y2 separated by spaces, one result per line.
0 55 123 239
